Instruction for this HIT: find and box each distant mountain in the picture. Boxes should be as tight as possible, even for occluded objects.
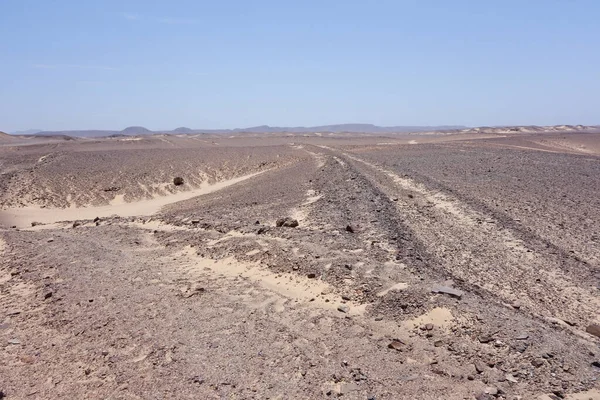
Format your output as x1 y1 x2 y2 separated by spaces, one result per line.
120 126 152 135
20 123 599 139
10 129 43 135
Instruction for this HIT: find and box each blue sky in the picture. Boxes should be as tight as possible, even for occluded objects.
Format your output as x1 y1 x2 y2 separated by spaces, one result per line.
1 0 599 131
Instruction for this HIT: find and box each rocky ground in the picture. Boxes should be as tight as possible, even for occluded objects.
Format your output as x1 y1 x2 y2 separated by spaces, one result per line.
0 132 599 399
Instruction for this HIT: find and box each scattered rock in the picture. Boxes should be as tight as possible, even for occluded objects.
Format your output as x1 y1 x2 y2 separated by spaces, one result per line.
478 335 494 344
425 323 434 331
505 374 518 383
191 220 200 224
586 324 600 338
512 301 521 309
307 273 317 279
336 382 360 395
515 333 529 340
474 362 485 374
7 338 21 345
47 238 54 243
93 217 100 223
431 285 463 299
433 340 443 347
182 284 205 298
276 217 299 228
387 340 405 351
72 221 81 228
531 358 545 368
43 291 53 300
337 304 350 313
173 177 184 186
31 221 42 227
484 387 499 396
345 225 354 233
0 389 4 399
103 186 120 192
591 361 600 368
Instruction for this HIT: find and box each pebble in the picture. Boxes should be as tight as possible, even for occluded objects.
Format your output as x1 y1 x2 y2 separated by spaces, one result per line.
431 285 463 299
586 324 600 338
7 338 21 345
47 238 54 243
337 304 350 313
531 358 545 368
43 291 53 300
387 340 405 351
474 362 485 373
515 333 529 340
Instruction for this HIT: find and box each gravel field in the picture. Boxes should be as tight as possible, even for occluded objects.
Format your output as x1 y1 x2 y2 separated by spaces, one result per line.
1 132 599 399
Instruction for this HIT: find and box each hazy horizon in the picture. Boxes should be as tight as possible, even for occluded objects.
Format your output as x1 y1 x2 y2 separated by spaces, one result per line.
2 0 600 132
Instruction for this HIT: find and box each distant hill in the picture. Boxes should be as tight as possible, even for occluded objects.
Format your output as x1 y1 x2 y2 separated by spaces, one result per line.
17 124 600 138
172 127 194 133
10 129 43 135
121 126 152 135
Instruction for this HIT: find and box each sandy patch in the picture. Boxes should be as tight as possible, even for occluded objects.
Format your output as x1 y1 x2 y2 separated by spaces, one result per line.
178 246 366 315
0 171 264 228
402 307 454 330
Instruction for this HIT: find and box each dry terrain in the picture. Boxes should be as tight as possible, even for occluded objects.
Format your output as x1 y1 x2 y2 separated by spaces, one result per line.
1 130 599 399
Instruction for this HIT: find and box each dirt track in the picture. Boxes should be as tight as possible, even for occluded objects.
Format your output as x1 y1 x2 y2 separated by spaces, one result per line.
1 132 599 399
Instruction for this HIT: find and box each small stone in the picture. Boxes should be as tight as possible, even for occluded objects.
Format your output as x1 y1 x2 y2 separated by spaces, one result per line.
387 340 405 351
431 285 463 299
72 221 81 228
307 273 316 279
591 361 600 368
531 358 545 368
505 374 518 383
434 340 443 347
43 291 53 300
467 375 474 381
478 335 494 344
474 362 485 373
586 324 600 338
93 217 100 223
173 177 184 186
276 217 299 228
425 323 434 331
515 333 529 340
345 225 354 233
47 238 54 243
512 301 521 309
484 386 499 396
191 220 200 224
337 304 350 313
341 295 351 301
8 338 21 345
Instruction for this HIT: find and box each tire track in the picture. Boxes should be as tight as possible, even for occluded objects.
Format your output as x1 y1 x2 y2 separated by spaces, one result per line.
328 148 600 332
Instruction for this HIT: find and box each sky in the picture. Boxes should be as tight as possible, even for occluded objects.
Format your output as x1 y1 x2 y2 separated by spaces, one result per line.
1 0 599 132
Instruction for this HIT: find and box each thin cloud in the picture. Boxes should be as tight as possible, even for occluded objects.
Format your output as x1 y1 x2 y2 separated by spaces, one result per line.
33 64 118 71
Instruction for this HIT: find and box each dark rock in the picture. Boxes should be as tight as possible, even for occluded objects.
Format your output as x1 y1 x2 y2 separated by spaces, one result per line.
43 291 53 299
0 389 4 399
345 225 354 233
341 295 351 301
431 285 463 299
31 221 42 227
103 186 120 192
512 301 521 309
307 273 316 279
478 335 494 344
591 361 600 368
337 304 350 313
72 221 81 228
586 324 600 338
173 177 184 186
276 217 299 228
93 217 100 223
531 358 545 368
191 220 200 224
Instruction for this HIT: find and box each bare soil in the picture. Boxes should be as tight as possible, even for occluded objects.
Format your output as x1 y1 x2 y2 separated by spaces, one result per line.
1 132 599 399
